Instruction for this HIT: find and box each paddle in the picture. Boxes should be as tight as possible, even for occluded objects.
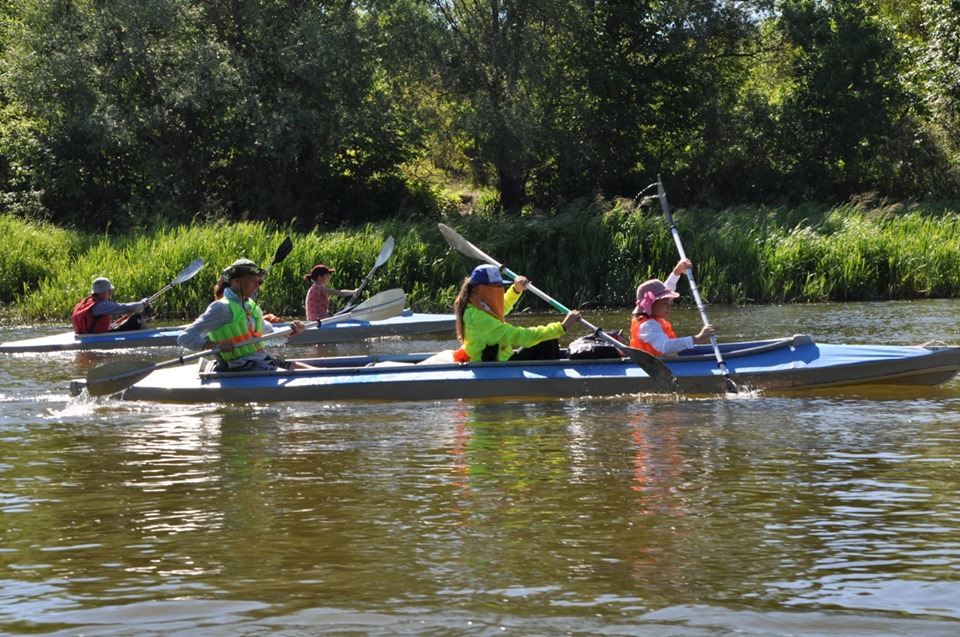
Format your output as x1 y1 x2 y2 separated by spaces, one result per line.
437 223 678 392
84 287 407 397
261 236 294 278
336 236 395 316
109 258 205 330
656 175 737 393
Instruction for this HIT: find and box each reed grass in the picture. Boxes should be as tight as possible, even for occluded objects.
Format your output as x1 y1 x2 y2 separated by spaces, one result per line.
2 198 960 324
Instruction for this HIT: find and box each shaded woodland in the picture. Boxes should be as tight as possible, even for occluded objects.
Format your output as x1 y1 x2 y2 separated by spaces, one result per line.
1 0 958 232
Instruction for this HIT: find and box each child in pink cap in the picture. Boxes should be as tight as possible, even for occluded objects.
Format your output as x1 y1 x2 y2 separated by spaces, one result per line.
630 258 714 356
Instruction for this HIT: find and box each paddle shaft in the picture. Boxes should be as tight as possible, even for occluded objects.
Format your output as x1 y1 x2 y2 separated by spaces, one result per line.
498 265 599 333
657 176 735 389
129 320 320 380
437 223 677 391
496 266 664 369
110 258 204 330
436 223 626 345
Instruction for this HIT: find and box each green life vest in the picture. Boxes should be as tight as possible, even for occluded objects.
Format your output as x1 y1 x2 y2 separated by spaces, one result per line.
208 297 264 361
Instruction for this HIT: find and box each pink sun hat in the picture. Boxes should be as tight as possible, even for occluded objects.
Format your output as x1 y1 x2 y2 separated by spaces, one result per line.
635 279 679 315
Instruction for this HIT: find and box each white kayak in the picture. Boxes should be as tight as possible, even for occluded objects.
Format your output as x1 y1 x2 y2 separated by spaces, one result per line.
1 309 455 353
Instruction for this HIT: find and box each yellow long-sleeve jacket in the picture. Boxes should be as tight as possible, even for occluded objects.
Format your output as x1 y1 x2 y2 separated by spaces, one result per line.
460 286 565 362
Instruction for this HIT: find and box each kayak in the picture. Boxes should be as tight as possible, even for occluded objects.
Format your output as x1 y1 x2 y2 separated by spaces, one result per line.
69 334 960 403
1 309 455 353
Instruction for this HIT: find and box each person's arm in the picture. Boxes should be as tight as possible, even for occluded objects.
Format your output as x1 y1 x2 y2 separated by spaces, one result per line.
500 320 566 350
503 282 523 315
663 272 682 292
664 258 692 291
91 299 146 316
319 284 357 298
260 319 276 335
639 320 694 355
176 302 232 351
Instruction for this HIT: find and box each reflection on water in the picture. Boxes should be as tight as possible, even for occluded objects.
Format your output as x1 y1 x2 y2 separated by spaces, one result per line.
2 302 960 635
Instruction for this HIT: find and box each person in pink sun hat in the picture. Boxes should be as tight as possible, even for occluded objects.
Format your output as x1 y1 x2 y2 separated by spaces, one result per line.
630 258 715 356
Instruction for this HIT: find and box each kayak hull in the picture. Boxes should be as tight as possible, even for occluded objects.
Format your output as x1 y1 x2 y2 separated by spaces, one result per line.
2 310 455 353
71 335 960 403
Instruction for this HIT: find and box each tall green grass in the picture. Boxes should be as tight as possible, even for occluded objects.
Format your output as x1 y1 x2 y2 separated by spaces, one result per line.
2 198 960 324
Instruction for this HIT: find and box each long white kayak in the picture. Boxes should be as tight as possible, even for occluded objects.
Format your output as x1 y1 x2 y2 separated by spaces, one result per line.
68 335 960 403
1 309 455 353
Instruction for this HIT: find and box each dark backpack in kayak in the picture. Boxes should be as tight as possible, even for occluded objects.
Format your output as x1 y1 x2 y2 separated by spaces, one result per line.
567 332 625 360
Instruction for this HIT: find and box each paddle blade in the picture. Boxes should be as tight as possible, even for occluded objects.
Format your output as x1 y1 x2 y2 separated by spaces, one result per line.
375 236 395 268
172 258 205 285
590 328 677 392
331 288 406 323
622 346 678 392
85 359 157 396
262 236 294 278
272 236 293 266
437 223 501 267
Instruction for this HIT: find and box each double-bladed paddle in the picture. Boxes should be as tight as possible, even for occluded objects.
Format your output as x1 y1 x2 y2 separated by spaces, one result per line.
656 175 737 393
109 258 205 330
83 287 407 397
437 223 678 392
336 236 395 316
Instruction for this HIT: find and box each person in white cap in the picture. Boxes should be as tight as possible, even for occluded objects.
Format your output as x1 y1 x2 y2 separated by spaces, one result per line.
630 258 714 355
177 258 314 371
71 277 150 334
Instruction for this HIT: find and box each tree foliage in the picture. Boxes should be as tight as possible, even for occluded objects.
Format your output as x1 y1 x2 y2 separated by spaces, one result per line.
0 0 958 232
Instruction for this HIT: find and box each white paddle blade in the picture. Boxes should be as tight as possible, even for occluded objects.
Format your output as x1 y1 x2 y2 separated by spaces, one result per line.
437 223 502 267
375 236 395 267
326 288 406 324
85 359 157 397
172 258 205 285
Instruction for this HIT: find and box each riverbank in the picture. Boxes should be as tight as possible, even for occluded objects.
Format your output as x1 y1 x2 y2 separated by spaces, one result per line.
3 196 960 321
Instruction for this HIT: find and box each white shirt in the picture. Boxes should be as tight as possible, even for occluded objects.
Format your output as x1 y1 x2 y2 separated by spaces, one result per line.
638 272 694 355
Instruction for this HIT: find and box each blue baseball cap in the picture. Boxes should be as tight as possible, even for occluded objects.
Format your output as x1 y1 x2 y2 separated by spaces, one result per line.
469 265 504 286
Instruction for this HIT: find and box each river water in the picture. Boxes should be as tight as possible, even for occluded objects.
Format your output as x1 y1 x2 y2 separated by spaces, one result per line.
2 300 960 636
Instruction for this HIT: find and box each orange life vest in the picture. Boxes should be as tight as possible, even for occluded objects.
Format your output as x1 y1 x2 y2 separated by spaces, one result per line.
629 315 676 356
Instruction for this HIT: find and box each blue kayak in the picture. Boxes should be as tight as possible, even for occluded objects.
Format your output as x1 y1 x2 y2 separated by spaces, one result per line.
72 334 960 403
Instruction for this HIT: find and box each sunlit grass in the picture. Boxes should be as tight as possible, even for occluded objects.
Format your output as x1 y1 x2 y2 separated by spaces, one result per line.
2 198 960 322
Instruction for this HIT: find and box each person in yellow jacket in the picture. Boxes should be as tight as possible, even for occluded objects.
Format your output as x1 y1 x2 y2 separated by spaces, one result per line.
452 264 581 363
177 258 314 371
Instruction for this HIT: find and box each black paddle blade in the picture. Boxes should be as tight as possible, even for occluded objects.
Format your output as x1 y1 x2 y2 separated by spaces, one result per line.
261 236 294 278
621 346 678 392
272 236 293 266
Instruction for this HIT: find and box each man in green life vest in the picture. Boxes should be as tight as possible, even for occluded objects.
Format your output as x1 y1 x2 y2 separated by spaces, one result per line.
177 258 313 371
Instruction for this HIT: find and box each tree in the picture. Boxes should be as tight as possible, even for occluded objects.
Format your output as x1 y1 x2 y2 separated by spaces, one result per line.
773 0 916 199
0 0 414 231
